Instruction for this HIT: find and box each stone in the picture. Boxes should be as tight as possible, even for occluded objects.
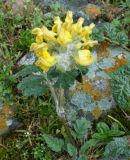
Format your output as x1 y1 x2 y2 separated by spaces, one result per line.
0 104 20 136
84 4 101 19
18 52 36 66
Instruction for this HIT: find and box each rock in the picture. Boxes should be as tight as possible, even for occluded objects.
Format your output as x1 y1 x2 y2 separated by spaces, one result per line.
65 44 130 122
84 4 101 19
41 0 89 11
18 52 36 66
0 105 20 136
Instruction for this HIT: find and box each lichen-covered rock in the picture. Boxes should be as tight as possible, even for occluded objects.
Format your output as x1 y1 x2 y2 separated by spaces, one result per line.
84 4 101 19
65 44 129 121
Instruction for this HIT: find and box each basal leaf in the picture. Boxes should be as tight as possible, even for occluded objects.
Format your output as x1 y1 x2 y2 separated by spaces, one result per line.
73 118 91 139
79 139 98 154
14 65 40 78
67 143 77 157
43 134 64 152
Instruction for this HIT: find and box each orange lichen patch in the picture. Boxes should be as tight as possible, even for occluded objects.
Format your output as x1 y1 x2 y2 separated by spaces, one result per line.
72 78 103 101
2 105 13 116
71 76 112 103
0 116 8 132
0 105 13 134
84 5 101 18
82 80 94 93
92 106 102 119
105 57 128 73
91 90 102 101
82 78 103 101
97 42 110 61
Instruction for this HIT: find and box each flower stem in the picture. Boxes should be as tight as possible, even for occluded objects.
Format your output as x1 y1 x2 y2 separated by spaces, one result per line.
43 72 66 118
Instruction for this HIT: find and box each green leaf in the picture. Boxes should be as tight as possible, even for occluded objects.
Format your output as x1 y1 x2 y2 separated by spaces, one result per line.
110 65 130 108
43 134 64 152
14 65 40 78
17 75 48 96
104 23 117 40
17 75 44 90
67 143 77 157
78 155 88 160
116 32 128 45
22 86 48 96
92 122 125 140
103 138 130 159
92 130 125 140
91 28 105 41
79 139 98 154
73 118 91 139
55 70 79 89
97 122 110 133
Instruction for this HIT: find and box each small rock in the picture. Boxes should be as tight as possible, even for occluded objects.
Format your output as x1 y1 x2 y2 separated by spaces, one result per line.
0 105 20 136
84 4 101 19
18 52 36 66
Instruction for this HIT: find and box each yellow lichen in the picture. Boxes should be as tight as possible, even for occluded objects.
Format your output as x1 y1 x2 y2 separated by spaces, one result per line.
105 57 128 73
0 105 13 134
97 42 110 61
84 5 101 19
92 106 102 119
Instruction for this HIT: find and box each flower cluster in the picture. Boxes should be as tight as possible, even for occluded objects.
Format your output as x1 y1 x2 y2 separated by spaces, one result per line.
30 11 97 72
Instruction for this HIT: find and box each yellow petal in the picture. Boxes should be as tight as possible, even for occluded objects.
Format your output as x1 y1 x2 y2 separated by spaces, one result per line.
35 54 56 72
82 40 98 48
36 35 44 43
41 26 56 42
70 18 84 38
57 28 72 45
63 11 73 30
52 16 62 33
65 11 73 24
80 23 95 41
30 42 49 57
32 28 43 35
30 43 37 51
75 50 94 66
79 50 91 57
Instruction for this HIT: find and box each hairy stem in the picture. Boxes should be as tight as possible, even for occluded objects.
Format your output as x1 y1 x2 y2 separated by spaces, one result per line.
43 72 66 118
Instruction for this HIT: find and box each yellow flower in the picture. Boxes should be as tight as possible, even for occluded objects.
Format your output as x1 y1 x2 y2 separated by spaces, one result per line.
63 11 73 30
36 35 44 43
30 42 49 57
57 28 72 45
80 23 95 41
35 51 56 72
70 18 84 38
82 40 98 48
41 26 56 42
32 28 44 43
32 27 56 43
74 50 94 66
52 16 63 33
30 11 97 71
32 28 43 35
